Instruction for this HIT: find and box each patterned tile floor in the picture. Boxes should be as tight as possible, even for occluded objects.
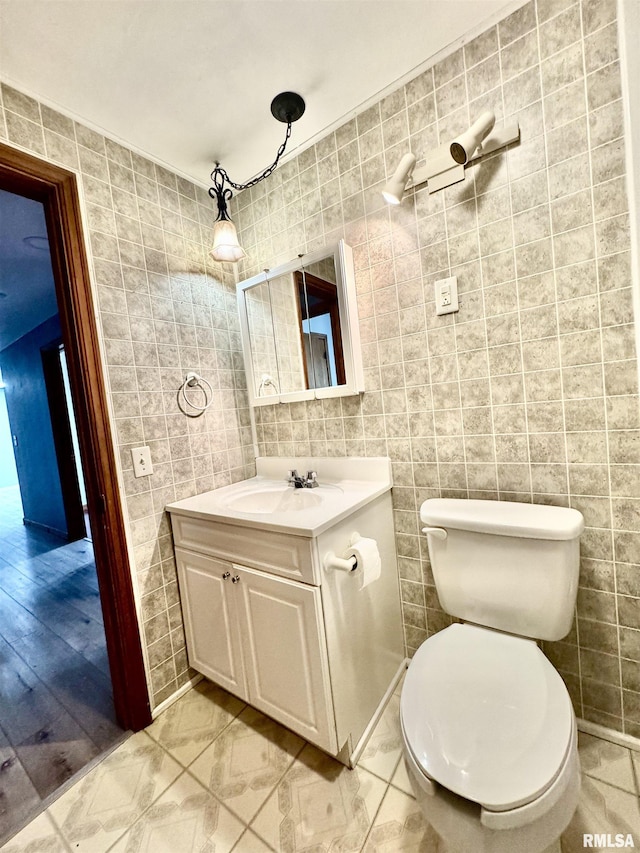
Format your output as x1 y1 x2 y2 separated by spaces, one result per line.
2 676 639 852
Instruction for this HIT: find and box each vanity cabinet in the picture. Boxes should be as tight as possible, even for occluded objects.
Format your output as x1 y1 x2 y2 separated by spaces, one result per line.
175 547 337 753
167 458 405 766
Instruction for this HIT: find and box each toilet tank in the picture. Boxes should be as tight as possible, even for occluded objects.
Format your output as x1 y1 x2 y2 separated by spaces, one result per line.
421 499 585 642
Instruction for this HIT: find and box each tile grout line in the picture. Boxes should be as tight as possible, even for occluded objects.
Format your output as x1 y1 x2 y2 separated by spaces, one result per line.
242 741 318 849
99 730 189 853
182 720 306 838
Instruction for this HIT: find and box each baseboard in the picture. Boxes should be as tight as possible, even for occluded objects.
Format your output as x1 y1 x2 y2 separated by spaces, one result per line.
151 673 203 719
23 517 68 539
348 657 408 768
578 718 640 752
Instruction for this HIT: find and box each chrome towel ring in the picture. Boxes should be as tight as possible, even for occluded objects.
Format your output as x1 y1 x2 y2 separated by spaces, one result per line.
177 372 213 417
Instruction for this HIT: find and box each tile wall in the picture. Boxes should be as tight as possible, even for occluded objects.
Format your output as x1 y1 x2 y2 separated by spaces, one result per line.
0 85 256 708
233 0 640 737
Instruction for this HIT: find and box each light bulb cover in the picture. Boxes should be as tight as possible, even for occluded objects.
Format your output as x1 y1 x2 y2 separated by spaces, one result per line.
450 110 496 165
210 219 246 263
382 152 417 205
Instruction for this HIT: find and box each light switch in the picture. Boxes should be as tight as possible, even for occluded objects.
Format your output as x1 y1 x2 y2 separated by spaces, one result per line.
435 276 459 316
132 446 153 478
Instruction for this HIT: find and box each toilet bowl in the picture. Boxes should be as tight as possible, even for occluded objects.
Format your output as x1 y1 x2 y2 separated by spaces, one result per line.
401 498 584 853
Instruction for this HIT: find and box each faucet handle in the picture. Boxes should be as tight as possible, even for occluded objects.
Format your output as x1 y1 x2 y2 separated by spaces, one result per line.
306 470 318 487
286 469 299 483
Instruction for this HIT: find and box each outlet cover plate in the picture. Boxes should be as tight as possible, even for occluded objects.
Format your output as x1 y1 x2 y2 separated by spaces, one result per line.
435 276 459 315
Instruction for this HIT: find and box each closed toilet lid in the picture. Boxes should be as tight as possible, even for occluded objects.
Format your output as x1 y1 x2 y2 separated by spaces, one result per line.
401 623 573 812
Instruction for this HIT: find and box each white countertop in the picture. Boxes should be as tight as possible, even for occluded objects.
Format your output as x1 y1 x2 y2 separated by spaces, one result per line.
166 456 393 537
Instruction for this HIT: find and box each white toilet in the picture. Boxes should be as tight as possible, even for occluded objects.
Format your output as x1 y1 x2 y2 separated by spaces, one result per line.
401 498 585 853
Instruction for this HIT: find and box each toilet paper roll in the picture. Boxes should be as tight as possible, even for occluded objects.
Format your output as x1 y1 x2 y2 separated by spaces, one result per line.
346 536 381 589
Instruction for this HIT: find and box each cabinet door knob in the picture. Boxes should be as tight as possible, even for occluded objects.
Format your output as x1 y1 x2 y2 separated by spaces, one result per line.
222 572 231 580
231 575 240 584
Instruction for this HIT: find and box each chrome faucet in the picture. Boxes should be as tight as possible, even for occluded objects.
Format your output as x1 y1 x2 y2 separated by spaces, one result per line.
286 469 319 489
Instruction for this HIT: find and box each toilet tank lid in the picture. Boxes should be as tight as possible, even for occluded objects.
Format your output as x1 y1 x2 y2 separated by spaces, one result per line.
421 498 584 540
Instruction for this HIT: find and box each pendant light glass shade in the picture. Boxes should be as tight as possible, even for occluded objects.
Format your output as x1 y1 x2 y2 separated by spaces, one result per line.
210 218 246 263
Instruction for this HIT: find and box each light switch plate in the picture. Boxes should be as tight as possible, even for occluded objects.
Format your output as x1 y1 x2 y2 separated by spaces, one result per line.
132 446 153 478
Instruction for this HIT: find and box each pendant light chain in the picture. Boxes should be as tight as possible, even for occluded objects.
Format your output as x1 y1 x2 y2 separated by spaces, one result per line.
212 121 293 192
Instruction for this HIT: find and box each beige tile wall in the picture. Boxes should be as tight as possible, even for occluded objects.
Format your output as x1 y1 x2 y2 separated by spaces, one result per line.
234 0 640 737
0 85 256 708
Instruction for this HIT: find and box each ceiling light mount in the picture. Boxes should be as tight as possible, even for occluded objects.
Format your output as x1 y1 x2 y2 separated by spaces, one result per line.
270 91 306 124
209 91 306 263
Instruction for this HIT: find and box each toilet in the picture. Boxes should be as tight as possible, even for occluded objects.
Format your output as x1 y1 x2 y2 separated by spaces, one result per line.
401 498 585 853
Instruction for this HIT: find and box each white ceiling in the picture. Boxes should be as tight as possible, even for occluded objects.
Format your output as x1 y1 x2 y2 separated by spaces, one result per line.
0 0 517 188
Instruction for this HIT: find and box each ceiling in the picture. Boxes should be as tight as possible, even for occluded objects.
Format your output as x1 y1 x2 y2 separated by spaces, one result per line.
0 0 517 187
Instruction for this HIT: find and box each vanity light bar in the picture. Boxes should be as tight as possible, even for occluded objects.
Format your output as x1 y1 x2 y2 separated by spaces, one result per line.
410 122 521 194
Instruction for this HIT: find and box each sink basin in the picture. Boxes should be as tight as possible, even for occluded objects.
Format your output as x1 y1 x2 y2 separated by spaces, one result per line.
224 485 324 514
167 457 393 535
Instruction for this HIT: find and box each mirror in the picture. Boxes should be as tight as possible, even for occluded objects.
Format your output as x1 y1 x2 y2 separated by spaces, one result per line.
237 240 364 406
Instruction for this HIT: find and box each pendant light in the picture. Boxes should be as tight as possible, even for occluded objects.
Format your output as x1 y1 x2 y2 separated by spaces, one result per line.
209 92 305 263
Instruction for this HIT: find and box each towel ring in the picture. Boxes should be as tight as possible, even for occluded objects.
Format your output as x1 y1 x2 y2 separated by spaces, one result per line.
178 372 213 417
258 373 279 396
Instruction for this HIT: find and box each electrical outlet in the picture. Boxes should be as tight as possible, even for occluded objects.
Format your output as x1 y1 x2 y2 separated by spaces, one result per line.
435 276 459 316
132 446 153 478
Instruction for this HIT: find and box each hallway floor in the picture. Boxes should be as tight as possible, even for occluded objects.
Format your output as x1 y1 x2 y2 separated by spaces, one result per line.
0 485 125 845
1 675 638 852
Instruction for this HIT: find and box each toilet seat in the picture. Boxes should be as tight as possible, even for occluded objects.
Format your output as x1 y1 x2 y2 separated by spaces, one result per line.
400 623 574 814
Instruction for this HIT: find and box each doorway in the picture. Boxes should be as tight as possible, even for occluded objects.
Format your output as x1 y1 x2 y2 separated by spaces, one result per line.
0 143 150 841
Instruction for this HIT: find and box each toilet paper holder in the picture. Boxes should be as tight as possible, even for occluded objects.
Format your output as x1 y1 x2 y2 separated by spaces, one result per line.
323 533 382 591
323 531 361 573
324 551 358 572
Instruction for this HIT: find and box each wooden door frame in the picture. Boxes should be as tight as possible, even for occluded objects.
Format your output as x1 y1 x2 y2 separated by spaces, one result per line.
0 141 151 731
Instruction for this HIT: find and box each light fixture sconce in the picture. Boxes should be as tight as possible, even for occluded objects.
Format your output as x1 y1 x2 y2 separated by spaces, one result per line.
450 110 496 165
382 110 520 202
209 91 305 263
382 152 417 205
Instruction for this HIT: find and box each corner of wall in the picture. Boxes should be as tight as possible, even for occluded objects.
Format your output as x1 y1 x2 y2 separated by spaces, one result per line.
618 0 640 393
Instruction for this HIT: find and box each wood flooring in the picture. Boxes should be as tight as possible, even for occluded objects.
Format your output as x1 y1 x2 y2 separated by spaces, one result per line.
0 485 125 845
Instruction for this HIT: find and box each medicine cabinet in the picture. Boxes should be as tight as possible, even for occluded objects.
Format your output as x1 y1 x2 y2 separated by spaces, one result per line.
237 240 364 406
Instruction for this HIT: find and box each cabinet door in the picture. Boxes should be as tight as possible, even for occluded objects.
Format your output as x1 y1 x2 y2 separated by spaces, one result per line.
234 565 337 754
175 549 246 698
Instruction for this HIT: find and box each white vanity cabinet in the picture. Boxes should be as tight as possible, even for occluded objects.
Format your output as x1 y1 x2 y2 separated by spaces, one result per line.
167 456 405 765
174 546 337 753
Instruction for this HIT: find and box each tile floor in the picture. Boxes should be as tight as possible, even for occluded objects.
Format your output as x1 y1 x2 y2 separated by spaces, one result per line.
2 677 639 852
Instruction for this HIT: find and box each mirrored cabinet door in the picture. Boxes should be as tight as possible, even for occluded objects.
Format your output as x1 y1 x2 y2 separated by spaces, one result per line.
237 241 364 406
270 272 307 396
243 278 279 398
